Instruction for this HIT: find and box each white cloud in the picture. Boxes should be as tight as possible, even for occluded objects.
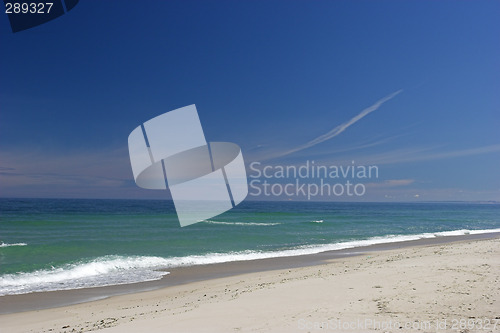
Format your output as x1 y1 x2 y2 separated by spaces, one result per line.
365 179 415 188
348 143 500 166
276 89 403 158
0 148 137 197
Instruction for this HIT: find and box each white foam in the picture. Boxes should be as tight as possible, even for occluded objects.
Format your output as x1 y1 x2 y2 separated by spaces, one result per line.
0 242 27 248
310 220 324 223
1 228 499 296
133 228 500 268
0 256 170 296
203 220 281 226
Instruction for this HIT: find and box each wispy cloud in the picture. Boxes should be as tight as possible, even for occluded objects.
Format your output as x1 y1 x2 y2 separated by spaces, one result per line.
344 143 500 166
275 89 403 158
255 143 500 172
286 133 406 159
365 179 415 188
0 148 142 198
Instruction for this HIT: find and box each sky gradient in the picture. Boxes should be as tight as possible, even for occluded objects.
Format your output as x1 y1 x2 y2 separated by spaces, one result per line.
0 0 499 201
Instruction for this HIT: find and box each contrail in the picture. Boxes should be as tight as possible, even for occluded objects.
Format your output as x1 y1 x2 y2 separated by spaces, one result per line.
277 89 403 158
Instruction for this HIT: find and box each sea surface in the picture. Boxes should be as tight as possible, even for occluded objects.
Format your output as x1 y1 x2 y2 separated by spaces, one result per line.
0 198 499 296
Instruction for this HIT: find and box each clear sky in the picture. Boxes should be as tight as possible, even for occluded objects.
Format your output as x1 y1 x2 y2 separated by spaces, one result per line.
0 0 499 201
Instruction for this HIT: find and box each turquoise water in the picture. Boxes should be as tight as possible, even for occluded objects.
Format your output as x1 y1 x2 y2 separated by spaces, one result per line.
0 198 499 295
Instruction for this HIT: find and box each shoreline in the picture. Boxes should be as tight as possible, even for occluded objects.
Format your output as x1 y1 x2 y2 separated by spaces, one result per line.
1 235 499 332
1 231 498 315
1 234 498 333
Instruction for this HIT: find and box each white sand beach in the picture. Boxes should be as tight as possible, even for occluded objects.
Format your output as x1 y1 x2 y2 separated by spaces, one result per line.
1 237 499 333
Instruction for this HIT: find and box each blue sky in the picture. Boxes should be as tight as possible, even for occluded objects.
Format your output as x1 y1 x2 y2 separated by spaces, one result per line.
0 0 499 201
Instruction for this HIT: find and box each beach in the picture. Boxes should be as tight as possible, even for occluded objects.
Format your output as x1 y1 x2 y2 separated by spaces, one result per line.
2 0 499 331
1 234 499 333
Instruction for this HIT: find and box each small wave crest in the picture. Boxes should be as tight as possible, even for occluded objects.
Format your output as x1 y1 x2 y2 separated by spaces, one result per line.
1 228 498 296
156 228 500 270
127 227 500 269
0 256 170 296
203 220 281 226
0 242 27 248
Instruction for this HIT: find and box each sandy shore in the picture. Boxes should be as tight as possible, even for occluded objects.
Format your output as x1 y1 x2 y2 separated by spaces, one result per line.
1 236 499 333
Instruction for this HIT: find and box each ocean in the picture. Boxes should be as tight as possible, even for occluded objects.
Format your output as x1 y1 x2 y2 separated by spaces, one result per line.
0 198 499 296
